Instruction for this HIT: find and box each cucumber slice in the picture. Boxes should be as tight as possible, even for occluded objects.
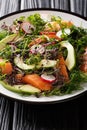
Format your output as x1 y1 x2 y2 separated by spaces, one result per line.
38 59 57 68
14 56 35 70
0 81 41 94
0 33 17 50
60 41 75 70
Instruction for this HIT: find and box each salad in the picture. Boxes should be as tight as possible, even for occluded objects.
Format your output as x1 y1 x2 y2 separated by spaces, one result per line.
0 13 87 97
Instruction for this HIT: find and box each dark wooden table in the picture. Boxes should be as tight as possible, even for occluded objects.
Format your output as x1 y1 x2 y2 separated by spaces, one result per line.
0 0 87 130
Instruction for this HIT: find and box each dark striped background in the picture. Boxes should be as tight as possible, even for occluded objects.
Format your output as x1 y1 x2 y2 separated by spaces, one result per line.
0 0 87 130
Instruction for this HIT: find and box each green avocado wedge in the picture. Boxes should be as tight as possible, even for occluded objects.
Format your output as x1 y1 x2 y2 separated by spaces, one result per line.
0 81 41 94
14 56 57 70
14 56 35 70
0 33 17 50
60 41 76 71
38 59 57 68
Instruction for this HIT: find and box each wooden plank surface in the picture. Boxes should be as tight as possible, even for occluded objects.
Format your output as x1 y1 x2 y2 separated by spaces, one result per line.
0 0 87 130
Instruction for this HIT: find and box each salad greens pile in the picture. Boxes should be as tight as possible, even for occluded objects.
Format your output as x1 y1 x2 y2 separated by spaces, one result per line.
0 13 87 97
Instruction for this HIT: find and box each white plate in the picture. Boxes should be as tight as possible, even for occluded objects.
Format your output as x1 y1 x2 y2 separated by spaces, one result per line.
0 9 87 104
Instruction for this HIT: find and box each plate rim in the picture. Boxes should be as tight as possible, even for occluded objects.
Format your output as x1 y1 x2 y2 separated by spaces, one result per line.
0 8 87 104
0 8 87 21
0 90 87 104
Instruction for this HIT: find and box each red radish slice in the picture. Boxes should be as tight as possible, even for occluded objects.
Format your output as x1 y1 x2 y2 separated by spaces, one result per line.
10 25 19 33
41 73 56 83
21 22 34 34
30 44 45 54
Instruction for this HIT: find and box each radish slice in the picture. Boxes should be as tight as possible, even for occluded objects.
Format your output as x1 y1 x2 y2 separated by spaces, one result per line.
41 73 56 83
21 22 34 34
10 25 19 33
30 44 45 54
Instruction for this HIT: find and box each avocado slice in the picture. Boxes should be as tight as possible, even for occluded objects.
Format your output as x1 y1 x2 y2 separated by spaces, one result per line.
60 41 75 70
14 57 57 70
0 33 17 50
38 59 57 68
0 30 8 40
0 81 41 94
14 56 35 70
